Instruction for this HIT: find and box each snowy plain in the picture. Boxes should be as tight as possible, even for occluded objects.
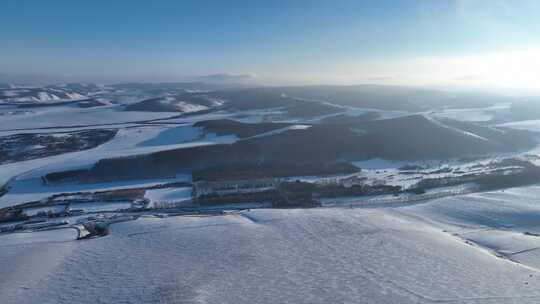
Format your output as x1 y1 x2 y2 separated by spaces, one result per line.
4 199 540 303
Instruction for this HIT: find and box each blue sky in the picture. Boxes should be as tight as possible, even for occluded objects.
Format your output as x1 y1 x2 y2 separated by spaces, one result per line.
1 0 540 87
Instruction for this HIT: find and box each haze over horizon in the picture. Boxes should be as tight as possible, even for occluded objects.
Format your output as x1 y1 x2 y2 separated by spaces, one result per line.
2 0 540 91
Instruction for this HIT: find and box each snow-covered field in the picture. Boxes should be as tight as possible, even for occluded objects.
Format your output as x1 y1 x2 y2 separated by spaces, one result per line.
4 191 540 303
499 119 540 132
429 103 511 123
144 186 193 208
0 104 176 131
400 185 540 270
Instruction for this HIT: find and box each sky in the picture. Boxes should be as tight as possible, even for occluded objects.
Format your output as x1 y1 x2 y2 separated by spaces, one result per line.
1 0 540 89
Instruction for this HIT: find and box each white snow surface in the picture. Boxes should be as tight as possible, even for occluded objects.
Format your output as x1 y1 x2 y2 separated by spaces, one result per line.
144 186 192 202
499 120 540 132
243 124 311 140
0 105 173 131
144 187 193 207
3 204 540 303
399 185 540 270
429 104 511 122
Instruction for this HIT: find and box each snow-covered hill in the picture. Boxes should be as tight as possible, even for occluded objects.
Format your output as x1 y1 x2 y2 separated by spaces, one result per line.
0 87 88 103
125 93 225 113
